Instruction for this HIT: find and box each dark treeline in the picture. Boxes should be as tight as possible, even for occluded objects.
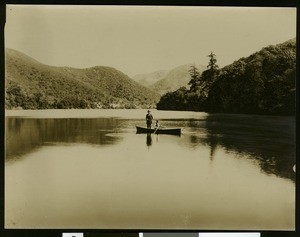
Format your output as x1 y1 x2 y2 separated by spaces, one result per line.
157 39 296 115
5 81 148 109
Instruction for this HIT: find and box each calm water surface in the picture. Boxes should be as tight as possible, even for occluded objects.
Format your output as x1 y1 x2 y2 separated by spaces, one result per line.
5 109 295 229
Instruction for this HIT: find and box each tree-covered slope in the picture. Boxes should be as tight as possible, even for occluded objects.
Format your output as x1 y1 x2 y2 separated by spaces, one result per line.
5 49 160 109
157 38 296 115
207 39 296 115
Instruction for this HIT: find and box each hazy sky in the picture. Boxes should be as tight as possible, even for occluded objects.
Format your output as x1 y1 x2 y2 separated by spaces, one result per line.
5 5 296 76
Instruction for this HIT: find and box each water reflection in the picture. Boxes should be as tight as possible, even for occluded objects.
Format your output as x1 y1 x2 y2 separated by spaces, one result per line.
185 114 295 181
146 133 153 147
5 112 295 229
5 117 122 161
5 113 295 181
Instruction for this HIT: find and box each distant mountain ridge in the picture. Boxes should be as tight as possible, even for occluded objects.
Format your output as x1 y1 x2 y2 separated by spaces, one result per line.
132 69 169 87
149 64 206 95
133 64 206 95
5 49 160 109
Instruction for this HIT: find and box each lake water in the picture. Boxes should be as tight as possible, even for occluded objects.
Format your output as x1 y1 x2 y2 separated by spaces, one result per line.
5 109 295 230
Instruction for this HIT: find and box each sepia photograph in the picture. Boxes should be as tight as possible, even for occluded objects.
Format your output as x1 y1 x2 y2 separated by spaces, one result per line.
4 5 296 230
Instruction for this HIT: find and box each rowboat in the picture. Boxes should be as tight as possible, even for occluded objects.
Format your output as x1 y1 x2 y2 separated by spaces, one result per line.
136 126 181 135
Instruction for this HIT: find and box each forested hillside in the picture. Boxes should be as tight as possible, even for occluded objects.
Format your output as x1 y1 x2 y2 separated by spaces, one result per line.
5 49 160 109
157 39 296 115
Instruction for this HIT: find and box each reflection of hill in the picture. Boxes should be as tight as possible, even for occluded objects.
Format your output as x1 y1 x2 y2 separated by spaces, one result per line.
186 114 295 181
5 118 122 161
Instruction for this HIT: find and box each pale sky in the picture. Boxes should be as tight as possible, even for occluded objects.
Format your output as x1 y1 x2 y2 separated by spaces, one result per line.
5 5 296 76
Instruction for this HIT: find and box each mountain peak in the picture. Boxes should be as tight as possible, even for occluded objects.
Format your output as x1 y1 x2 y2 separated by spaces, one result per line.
6 48 42 65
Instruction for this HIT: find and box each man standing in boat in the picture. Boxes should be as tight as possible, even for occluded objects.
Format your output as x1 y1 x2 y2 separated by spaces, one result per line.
146 110 153 129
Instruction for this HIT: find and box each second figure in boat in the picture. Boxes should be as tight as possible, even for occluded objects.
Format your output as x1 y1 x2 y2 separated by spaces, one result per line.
154 120 160 130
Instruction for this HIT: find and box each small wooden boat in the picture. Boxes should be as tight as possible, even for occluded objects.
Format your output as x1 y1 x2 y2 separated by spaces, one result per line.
136 126 181 135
